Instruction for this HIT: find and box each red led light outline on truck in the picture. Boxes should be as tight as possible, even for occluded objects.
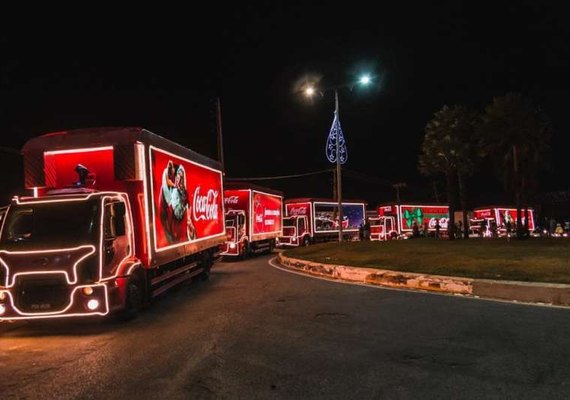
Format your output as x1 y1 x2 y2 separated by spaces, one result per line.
397 204 450 233
251 190 283 239
0 193 136 319
0 245 96 287
44 146 114 156
285 202 313 237
220 208 249 257
11 192 135 280
148 145 226 253
0 284 109 319
137 143 153 264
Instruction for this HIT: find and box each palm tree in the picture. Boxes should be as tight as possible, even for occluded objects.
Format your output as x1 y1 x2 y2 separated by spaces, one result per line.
479 93 551 238
419 105 478 240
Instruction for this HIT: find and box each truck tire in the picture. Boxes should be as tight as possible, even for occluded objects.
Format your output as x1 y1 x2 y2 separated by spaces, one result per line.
240 241 249 260
119 276 144 321
303 236 310 246
200 251 213 281
267 239 275 254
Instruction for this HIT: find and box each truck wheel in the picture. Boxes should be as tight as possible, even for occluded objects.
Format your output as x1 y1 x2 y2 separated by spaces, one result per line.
303 236 310 246
240 241 249 260
120 277 143 321
200 251 213 281
267 239 275 254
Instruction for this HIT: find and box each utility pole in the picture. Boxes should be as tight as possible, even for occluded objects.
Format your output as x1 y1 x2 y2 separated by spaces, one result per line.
215 97 225 174
335 89 343 243
393 182 407 207
432 181 440 203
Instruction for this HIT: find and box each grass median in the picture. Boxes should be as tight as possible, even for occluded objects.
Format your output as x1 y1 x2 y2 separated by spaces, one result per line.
283 238 570 284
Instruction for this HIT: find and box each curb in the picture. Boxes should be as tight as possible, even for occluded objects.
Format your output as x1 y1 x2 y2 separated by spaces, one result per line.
277 253 570 307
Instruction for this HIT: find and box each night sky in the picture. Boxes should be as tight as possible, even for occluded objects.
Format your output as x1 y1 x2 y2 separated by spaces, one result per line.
2 2 569 209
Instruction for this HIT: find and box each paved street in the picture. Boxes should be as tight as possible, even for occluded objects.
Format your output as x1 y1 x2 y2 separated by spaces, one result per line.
2 254 570 399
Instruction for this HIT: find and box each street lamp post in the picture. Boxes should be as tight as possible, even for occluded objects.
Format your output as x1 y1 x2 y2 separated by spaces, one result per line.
334 89 343 242
303 73 372 243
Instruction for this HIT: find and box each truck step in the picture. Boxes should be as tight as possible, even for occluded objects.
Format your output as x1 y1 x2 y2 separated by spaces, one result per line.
151 261 199 286
151 267 204 298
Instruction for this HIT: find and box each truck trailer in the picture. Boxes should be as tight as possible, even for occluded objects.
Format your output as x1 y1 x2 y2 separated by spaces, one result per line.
0 127 225 321
220 182 283 258
277 198 366 246
371 204 450 240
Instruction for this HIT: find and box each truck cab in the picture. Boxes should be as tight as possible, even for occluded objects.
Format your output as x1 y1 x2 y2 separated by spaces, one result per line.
221 210 247 257
278 215 310 246
0 190 136 319
369 216 398 241
0 127 226 322
220 183 283 258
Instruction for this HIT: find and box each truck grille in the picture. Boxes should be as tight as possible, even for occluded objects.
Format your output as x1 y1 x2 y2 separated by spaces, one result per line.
15 275 70 313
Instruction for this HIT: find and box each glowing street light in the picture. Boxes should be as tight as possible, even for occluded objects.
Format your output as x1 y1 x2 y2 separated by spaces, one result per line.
305 86 316 97
359 74 371 85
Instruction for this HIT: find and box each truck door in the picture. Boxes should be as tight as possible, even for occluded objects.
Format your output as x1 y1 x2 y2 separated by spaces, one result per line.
103 199 131 278
297 216 307 238
386 217 396 240
237 212 246 242
0 206 7 230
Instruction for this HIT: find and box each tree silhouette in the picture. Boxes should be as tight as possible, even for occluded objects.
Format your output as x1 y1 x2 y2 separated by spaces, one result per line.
419 105 479 240
479 93 551 238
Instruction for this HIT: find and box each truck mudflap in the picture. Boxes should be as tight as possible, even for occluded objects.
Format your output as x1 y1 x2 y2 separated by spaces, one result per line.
0 281 112 320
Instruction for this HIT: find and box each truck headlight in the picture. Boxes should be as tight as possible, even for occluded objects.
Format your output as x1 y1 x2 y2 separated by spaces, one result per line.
87 299 99 310
229 243 236 249
0 304 6 315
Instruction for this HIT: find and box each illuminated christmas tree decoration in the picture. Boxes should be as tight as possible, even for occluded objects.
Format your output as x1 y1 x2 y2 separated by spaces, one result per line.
325 111 348 164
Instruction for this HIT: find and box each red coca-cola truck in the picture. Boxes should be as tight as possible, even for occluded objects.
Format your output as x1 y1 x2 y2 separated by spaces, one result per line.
277 198 366 246
220 182 283 258
470 206 535 237
371 203 450 240
0 127 225 321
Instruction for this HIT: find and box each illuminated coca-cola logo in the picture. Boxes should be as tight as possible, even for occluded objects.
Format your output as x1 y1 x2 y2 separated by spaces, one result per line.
428 217 448 229
289 207 307 215
224 195 239 205
193 187 219 221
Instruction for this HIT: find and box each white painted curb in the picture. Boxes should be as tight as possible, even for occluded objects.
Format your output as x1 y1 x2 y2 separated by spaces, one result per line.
278 253 570 307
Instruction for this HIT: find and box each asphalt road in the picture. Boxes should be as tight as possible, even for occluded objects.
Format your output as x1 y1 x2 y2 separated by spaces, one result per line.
1 253 570 399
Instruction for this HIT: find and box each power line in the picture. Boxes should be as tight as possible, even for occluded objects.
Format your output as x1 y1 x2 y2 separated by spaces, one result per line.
226 168 333 181
0 147 20 155
342 168 393 186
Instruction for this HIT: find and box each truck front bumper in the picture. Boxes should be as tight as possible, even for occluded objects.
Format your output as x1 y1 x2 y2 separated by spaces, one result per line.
220 241 240 256
276 236 297 247
0 283 111 321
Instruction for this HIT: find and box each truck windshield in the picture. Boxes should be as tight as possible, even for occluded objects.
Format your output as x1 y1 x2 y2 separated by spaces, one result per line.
1 200 100 250
283 218 295 227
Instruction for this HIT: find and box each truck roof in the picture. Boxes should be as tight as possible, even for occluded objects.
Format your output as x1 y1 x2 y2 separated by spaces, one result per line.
474 205 534 210
377 202 449 207
285 197 366 204
22 127 222 171
224 181 283 196
14 189 120 203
